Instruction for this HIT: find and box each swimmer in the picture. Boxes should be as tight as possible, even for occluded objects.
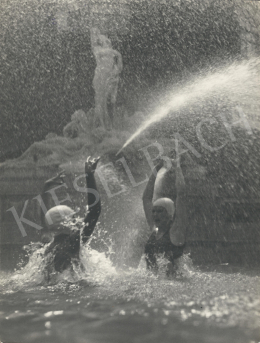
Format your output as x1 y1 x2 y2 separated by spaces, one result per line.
142 157 188 276
41 156 101 281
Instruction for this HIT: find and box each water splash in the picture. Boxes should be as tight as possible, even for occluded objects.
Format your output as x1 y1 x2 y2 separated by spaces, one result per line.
0 230 194 293
1 217 259 335
0 236 259 336
117 57 260 155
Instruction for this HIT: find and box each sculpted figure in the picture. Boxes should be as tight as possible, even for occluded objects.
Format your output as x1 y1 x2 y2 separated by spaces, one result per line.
90 28 123 129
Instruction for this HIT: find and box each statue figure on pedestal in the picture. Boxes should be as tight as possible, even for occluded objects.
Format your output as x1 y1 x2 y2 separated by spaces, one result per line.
90 27 123 129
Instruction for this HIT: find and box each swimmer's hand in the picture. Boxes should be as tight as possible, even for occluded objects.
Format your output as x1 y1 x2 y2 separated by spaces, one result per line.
154 158 164 172
152 158 171 176
85 156 100 174
44 170 66 187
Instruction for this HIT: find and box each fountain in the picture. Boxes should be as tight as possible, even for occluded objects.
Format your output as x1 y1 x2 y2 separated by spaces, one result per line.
0 0 260 271
0 1 260 343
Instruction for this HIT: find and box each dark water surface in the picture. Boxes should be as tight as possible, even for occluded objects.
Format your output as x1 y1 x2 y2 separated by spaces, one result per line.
0 251 259 343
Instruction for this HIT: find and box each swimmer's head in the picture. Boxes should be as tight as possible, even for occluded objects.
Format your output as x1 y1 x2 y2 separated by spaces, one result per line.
45 205 76 235
152 198 175 229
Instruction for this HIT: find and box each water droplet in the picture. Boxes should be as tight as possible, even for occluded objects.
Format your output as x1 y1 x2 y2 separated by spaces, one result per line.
45 321 51 329
161 318 168 325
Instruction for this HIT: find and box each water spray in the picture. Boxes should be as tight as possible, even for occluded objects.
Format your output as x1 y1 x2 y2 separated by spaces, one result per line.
116 58 259 156
116 146 124 156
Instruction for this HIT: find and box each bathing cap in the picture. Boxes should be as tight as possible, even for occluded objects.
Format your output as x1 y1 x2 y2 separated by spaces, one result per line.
152 198 175 218
45 205 75 228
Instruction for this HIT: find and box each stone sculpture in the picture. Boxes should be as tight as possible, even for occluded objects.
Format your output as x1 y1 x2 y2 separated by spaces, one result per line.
90 27 123 130
63 109 90 138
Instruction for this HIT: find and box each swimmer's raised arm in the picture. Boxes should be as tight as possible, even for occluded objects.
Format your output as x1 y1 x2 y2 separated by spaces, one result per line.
142 159 164 229
82 157 101 244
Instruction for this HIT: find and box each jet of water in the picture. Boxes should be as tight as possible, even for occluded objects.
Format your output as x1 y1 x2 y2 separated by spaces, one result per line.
116 58 259 155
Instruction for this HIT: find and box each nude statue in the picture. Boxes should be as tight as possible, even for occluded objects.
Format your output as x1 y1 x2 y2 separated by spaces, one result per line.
90 28 123 129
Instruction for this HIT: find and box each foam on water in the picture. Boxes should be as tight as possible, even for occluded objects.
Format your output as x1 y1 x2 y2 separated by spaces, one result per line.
117 57 260 154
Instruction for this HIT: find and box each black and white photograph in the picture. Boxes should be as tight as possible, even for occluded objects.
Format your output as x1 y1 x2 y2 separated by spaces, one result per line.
0 1 259 342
